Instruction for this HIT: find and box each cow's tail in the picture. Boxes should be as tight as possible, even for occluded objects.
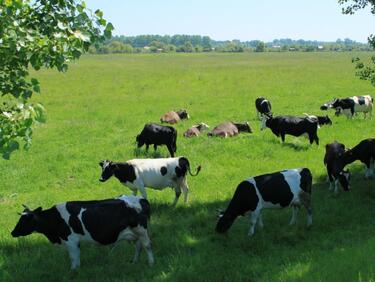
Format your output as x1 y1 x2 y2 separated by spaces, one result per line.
188 164 201 177
172 129 177 152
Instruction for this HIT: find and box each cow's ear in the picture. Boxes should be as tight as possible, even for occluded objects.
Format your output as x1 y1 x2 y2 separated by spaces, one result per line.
99 161 104 167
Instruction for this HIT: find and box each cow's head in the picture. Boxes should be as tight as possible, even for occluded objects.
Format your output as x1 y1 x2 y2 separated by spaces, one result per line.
177 109 189 120
99 160 115 182
234 121 252 133
11 205 42 237
260 115 271 131
323 115 332 125
215 211 235 233
136 134 144 147
338 169 351 191
196 122 210 131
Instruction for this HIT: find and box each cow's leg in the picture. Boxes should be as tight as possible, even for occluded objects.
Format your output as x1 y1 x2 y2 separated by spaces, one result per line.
132 240 142 264
364 159 373 178
300 192 312 227
132 189 138 196
136 182 147 199
280 133 285 143
289 206 299 225
172 186 181 206
334 179 340 194
328 173 334 191
181 178 189 203
257 213 263 229
153 144 157 151
248 209 260 236
167 145 174 157
138 230 154 266
145 144 149 152
65 240 80 270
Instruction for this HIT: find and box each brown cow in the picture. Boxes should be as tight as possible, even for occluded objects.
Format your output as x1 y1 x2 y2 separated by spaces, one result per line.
183 123 210 138
207 122 252 138
160 109 189 124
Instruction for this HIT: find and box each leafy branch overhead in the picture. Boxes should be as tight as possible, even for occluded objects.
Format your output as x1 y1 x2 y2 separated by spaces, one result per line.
339 0 375 86
0 0 112 158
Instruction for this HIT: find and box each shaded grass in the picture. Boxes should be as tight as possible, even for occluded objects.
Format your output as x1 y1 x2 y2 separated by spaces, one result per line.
1 52 375 281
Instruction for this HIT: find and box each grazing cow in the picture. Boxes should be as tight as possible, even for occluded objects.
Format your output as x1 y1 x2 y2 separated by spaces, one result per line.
255 97 272 119
261 115 319 145
207 121 252 138
160 109 189 124
324 141 351 193
183 123 210 138
99 157 201 205
11 196 154 270
343 138 375 178
216 168 313 236
321 95 373 119
136 123 177 157
303 114 332 128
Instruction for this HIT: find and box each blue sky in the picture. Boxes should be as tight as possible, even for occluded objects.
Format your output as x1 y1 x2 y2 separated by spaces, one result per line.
85 0 375 42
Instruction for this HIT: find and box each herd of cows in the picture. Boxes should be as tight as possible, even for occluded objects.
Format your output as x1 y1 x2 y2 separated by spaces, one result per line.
10 94 375 270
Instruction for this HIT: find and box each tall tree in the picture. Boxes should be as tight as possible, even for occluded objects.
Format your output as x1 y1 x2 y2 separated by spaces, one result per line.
0 0 112 158
338 0 375 86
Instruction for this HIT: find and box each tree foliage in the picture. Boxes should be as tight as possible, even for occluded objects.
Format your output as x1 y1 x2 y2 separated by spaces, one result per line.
339 0 375 86
0 0 112 158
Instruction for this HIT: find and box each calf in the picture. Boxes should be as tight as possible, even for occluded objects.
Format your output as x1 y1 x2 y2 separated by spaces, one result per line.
216 168 312 236
99 157 201 206
255 97 272 120
322 95 373 119
261 115 319 145
160 109 189 124
183 123 210 138
303 114 332 128
207 121 252 138
11 196 154 270
324 141 351 193
343 138 375 178
136 123 177 157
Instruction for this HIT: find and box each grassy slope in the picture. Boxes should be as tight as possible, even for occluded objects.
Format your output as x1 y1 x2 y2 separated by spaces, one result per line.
0 52 374 281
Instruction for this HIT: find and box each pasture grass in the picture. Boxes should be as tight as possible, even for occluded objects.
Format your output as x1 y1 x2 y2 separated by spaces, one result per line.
1 52 375 281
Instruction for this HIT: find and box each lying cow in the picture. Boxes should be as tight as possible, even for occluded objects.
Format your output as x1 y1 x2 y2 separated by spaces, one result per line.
255 97 272 120
261 115 319 145
183 123 210 138
99 157 201 206
207 121 252 138
324 141 351 193
216 168 312 236
11 196 154 269
136 123 177 157
343 138 375 179
160 109 189 124
303 114 332 128
321 95 373 119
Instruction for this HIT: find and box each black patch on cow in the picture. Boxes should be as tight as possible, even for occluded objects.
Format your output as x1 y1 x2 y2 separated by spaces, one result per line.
299 168 312 194
358 96 366 105
66 203 84 235
175 157 189 177
216 181 259 233
254 172 293 207
160 166 167 176
113 163 137 184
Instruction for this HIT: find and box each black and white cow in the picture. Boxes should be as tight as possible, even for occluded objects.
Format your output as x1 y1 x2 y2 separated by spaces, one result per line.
303 114 332 128
216 168 312 236
255 97 272 120
99 157 201 206
11 196 154 270
343 138 375 179
324 141 351 193
136 123 177 157
321 95 373 119
261 115 319 145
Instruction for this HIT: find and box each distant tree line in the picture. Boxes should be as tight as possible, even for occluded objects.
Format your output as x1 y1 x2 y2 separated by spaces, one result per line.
88 35 373 54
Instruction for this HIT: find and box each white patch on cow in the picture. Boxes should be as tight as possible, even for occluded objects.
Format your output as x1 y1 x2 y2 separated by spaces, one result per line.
280 169 302 206
118 195 143 212
260 116 267 131
56 203 72 233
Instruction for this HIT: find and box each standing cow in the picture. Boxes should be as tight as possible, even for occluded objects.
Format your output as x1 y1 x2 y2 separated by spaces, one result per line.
255 97 272 120
343 138 375 179
11 196 154 269
136 123 177 157
207 121 252 138
160 109 189 124
99 157 201 206
216 168 313 236
324 141 351 193
261 115 319 145
321 95 373 119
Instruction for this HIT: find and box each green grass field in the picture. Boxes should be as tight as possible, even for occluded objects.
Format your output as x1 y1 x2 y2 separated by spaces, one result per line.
1 52 375 281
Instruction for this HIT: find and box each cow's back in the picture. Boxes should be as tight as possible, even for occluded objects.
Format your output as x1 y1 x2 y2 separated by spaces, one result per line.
161 111 180 124
209 122 238 137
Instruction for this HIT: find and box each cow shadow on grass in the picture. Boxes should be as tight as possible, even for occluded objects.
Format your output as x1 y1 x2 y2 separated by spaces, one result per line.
268 138 311 151
133 148 168 158
2 180 375 281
